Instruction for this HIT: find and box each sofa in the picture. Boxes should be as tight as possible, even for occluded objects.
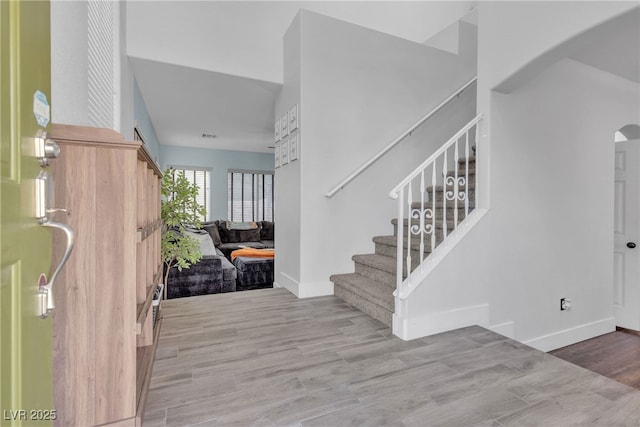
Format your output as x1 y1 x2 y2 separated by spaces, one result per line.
166 221 274 299
202 220 274 259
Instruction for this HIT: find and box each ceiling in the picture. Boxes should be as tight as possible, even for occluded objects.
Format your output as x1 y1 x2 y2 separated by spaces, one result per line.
130 57 282 152
128 2 639 153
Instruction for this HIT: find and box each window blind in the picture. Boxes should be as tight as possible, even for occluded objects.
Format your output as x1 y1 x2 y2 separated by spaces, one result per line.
228 171 274 222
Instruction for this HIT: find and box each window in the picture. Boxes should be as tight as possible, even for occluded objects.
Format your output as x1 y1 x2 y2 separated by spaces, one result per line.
228 171 274 222
170 167 211 221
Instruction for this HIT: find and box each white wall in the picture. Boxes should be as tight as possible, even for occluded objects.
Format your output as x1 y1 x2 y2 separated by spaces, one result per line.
407 57 639 348
274 14 302 294
51 0 135 138
489 59 638 348
478 1 637 97
51 1 89 126
275 10 477 297
118 4 134 141
401 3 640 350
126 1 474 84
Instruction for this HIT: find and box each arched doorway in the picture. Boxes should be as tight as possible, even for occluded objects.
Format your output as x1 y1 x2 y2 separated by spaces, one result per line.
614 123 640 330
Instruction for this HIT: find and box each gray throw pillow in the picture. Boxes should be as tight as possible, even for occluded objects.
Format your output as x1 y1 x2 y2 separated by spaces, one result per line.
260 221 275 241
203 221 222 246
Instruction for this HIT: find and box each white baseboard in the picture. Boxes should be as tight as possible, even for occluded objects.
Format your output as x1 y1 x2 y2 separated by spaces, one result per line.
276 272 300 297
274 274 334 298
297 281 334 298
489 321 515 339
393 303 490 341
523 317 616 352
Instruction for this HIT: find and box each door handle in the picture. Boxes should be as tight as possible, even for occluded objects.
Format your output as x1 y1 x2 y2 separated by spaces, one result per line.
627 242 637 249
34 169 75 318
38 221 74 318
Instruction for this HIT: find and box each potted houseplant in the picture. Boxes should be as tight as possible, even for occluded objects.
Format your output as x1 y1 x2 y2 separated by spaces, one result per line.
161 168 206 290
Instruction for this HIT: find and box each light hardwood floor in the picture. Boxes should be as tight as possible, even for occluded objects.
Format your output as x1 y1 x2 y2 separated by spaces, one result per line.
143 288 640 426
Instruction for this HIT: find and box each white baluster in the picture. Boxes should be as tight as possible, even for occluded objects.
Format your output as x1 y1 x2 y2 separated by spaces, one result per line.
396 189 404 292
475 122 480 209
419 170 425 268
431 164 436 254
465 131 469 217
453 139 459 230
406 183 413 282
442 151 448 241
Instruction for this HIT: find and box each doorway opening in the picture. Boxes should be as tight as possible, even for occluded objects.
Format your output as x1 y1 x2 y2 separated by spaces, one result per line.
613 123 640 331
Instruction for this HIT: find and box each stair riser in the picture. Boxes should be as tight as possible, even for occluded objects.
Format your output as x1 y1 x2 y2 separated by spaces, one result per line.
331 277 394 310
375 241 432 261
335 285 392 327
355 262 396 286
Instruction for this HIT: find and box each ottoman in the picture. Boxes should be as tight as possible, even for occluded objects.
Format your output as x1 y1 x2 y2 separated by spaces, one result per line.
233 257 274 291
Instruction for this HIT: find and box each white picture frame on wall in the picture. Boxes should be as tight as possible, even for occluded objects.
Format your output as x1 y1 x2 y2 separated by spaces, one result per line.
281 113 289 137
274 142 281 168
281 139 289 165
290 134 298 161
289 104 298 131
275 120 281 142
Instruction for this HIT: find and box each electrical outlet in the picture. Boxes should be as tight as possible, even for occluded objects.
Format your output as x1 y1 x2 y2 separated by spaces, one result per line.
560 298 571 311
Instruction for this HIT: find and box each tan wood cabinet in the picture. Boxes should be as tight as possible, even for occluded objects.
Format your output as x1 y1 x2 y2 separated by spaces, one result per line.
49 124 162 426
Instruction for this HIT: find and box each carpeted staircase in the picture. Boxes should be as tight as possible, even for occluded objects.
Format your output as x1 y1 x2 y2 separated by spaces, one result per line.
331 156 476 326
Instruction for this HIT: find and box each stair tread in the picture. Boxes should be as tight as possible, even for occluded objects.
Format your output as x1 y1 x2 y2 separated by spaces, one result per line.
391 217 459 229
429 183 476 191
373 235 433 253
330 273 394 311
410 201 475 209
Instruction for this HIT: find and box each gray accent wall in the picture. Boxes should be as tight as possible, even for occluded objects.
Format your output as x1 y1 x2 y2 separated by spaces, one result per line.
160 145 274 220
